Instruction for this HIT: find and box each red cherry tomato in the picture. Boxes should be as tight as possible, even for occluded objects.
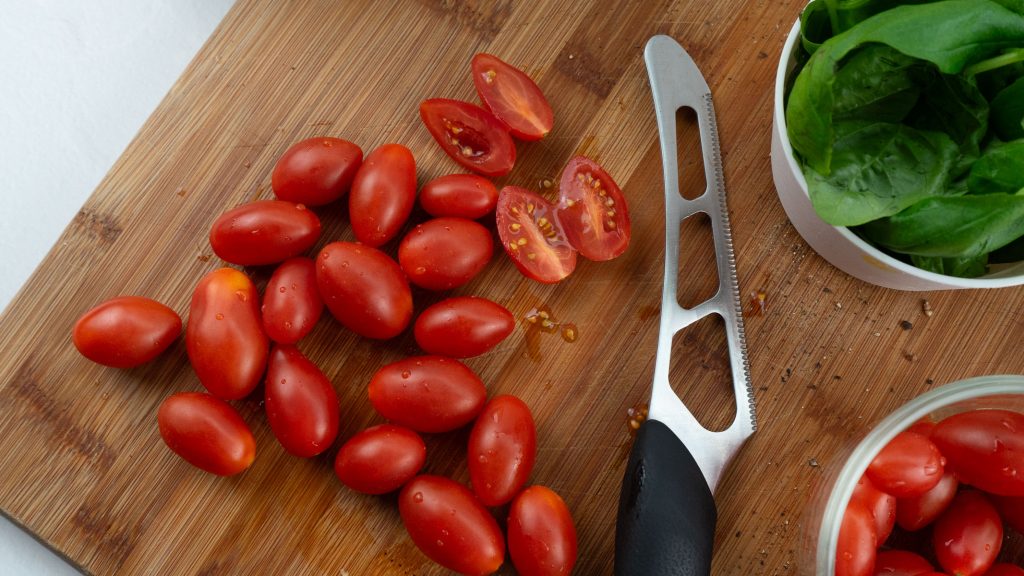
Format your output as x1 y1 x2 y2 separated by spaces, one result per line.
508 486 577 576
264 345 339 457
334 424 426 495
555 156 631 261
414 296 514 358
837 500 877 576
985 565 1024 576
992 494 1024 532
932 409 1024 496
873 550 934 576
896 471 958 532
368 356 486 433
932 490 1002 576
851 474 896 543
420 98 515 177
905 418 937 437
867 431 945 498
209 200 321 266
468 395 537 507
496 186 577 283
349 143 417 247
72 296 181 368
399 475 505 575
271 137 363 206
420 174 498 219
315 242 412 340
262 257 322 344
186 268 268 400
399 217 493 291
157 392 255 476
471 53 553 141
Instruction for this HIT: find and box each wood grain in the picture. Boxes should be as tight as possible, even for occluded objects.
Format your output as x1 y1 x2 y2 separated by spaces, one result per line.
1 0 1022 573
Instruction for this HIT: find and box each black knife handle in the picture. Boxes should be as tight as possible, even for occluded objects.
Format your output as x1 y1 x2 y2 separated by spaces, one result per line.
614 419 717 576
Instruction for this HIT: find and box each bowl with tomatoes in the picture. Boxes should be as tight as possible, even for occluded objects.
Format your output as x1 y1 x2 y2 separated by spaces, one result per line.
806 375 1024 576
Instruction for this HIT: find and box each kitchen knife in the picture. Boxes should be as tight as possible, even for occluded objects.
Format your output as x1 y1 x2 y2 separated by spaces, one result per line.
614 35 757 576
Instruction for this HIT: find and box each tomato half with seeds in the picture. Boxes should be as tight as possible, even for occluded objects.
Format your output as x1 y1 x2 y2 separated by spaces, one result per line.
73 296 181 368
262 257 322 344
873 550 934 576
866 431 945 498
399 217 493 291
264 345 339 457
209 200 321 266
271 137 363 206
497 186 577 283
896 471 958 532
468 395 537 507
555 156 630 261
420 174 498 219
349 143 417 247
932 490 1002 576
315 242 413 340
414 296 514 358
420 98 515 177
158 392 256 476
932 409 1024 496
508 486 578 576
368 356 487 433
472 53 553 141
334 424 426 495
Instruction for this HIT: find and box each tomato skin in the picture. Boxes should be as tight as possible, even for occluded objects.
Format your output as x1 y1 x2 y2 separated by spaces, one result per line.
157 392 256 476
896 471 958 531
873 550 934 576
471 53 554 141
555 156 631 261
209 200 321 266
497 186 577 283
414 296 514 358
984 564 1024 576
399 217 493 290
368 356 486 433
349 143 417 247
315 242 412 340
420 174 498 219
399 475 505 576
932 409 1024 496
186 268 268 400
932 490 1002 576
264 345 339 457
837 500 877 576
334 424 426 495
420 98 516 177
508 486 577 576
468 395 537 507
72 296 181 368
867 431 945 498
851 474 896 543
993 494 1024 532
271 137 363 206
262 257 322 344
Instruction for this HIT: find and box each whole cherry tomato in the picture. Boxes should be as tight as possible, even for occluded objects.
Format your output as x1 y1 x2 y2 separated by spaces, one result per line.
985 565 1024 576
497 186 577 283
349 143 417 247
264 345 339 457
471 53 553 141
271 137 363 206
414 296 514 358
368 356 486 433
399 217 493 291
866 431 945 498
209 200 321 266
851 474 896 543
157 392 255 476
420 98 515 177
993 494 1024 532
836 500 877 576
508 486 577 576
873 549 934 576
932 409 1024 496
399 475 505 575
72 296 181 368
334 424 426 495
315 242 412 340
555 156 631 261
896 471 958 532
468 395 537 507
933 490 1002 576
186 268 268 400
420 174 498 219
262 257 322 344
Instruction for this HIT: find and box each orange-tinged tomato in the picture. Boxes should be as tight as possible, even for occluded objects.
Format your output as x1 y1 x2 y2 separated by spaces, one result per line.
508 486 578 576
158 392 255 476
72 296 181 368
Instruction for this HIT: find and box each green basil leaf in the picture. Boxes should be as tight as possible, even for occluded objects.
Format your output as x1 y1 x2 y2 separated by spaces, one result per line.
906 72 989 175
968 140 1024 194
991 77 1024 141
832 45 926 123
910 254 989 277
801 0 833 56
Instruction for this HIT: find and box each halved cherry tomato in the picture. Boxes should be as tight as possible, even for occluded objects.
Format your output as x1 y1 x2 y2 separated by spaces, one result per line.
349 143 417 247
209 200 321 266
497 186 577 283
932 409 1024 496
993 494 1024 532
896 471 958 532
186 268 268 400
157 392 255 476
334 424 426 495
315 242 412 340
414 296 514 358
72 296 181 368
420 98 516 177
985 564 1024 576
399 475 505 575
262 257 322 344
837 500 877 576
471 53 553 141
867 431 945 498
264 345 339 457
368 356 486 433
932 490 1002 576
555 156 631 261
399 217 493 290
873 550 934 576
420 174 498 219
271 137 362 206
851 474 896 543
468 395 536 507
508 486 577 576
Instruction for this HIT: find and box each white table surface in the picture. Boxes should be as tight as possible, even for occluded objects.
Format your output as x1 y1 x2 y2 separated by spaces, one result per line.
0 1 232 572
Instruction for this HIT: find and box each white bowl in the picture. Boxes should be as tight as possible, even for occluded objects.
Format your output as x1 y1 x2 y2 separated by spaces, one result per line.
771 19 1024 291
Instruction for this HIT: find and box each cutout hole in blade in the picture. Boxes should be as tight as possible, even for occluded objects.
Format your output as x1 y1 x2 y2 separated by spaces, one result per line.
677 212 720 310
668 313 737 433
676 106 707 201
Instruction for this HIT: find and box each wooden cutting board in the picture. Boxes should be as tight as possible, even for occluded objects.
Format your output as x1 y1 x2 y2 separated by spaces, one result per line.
1 0 1022 573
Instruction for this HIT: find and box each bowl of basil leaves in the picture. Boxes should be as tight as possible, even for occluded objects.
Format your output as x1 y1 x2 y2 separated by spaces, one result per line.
772 0 1024 290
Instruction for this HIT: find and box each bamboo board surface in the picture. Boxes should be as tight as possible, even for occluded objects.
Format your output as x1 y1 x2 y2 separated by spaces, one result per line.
1 0 1022 574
